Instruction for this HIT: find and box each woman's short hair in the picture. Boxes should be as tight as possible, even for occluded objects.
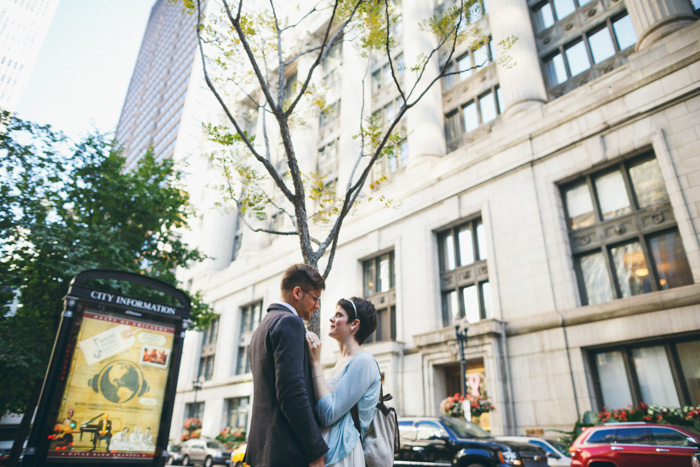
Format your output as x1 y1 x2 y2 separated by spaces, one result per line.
281 264 326 292
337 297 377 345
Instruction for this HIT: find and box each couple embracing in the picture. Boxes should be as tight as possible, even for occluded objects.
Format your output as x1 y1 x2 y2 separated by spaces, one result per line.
244 264 381 467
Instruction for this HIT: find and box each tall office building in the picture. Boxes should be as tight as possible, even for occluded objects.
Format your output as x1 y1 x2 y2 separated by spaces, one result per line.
0 0 59 111
157 0 700 440
115 0 202 170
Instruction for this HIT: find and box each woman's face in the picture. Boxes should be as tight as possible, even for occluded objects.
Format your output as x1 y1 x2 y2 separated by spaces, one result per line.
328 305 354 339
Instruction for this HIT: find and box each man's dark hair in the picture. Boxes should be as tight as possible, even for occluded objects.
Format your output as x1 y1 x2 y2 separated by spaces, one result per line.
338 297 377 345
281 263 325 292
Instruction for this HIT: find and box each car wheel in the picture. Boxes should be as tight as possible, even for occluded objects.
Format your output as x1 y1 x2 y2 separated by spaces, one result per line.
204 456 213 467
166 456 174 465
181 454 190 466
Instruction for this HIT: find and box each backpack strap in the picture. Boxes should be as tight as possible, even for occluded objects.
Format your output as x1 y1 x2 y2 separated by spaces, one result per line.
350 403 362 442
351 360 393 440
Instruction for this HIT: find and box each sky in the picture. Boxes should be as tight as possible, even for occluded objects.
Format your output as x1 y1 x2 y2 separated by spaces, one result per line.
16 0 156 140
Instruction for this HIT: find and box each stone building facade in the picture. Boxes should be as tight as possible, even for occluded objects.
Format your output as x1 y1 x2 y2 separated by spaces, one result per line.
149 0 700 441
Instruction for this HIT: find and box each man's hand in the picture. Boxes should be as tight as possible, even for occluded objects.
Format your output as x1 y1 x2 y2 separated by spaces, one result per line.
309 456 325 467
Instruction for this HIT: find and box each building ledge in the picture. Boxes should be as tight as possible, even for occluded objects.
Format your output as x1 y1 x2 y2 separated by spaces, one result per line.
414 319 505 348
505 283 700 336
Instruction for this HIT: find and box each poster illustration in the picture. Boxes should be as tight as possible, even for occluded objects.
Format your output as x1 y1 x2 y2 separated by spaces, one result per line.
48 311 174 459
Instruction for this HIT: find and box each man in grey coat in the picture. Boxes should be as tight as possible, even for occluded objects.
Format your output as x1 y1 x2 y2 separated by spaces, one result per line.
244 264 328 467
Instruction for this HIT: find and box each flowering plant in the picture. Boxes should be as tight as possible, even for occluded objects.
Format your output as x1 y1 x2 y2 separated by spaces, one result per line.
556 403 700 448
598 403 700 430
440 393 495 419
216 426 247 449
181 418 202 441
183 418 202 431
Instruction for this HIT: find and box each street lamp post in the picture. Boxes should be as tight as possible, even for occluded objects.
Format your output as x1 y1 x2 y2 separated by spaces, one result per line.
454 318 470 421
192 376 204 418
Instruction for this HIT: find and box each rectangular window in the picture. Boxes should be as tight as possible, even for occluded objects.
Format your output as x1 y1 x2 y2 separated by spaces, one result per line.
236 301 263 375
185 402 204 421
231 216 243 262
612 14 638 51
532 0 596 32
562 153 692 306
565 40 591 76
541 12 637 91
479 91 498 123
224 396 250 430
588 27 616 64
590 336 700 410
362 252 396 343
438 218 490 326
458 54 472 81
198 317 219 381
445 111 460 141
463 101 479 133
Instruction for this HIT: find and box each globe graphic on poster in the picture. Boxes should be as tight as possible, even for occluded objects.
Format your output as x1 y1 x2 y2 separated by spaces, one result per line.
89 360 149 404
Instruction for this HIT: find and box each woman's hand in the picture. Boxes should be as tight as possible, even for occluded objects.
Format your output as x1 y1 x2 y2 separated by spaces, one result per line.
305 331 322 364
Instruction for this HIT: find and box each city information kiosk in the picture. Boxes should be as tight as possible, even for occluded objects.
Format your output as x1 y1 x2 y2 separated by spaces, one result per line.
22 270 191 466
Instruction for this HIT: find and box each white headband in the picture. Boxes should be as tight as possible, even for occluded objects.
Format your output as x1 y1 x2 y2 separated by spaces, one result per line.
346 298 358 322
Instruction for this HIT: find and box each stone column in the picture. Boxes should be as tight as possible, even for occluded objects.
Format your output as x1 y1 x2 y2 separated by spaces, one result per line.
403 0 446 163
338 37 369 188
489 0 548 118
625 0 696 51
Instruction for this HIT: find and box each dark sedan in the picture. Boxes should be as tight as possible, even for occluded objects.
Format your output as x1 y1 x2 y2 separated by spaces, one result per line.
396 416 548 467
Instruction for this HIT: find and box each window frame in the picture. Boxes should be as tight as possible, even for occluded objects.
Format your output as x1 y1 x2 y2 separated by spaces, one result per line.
224 396 250 430
362 251 397 343
437 217 490 326
531 0 594 33
198 316 219 381
561 151 691 306
235 300 264 375
444 85 502 144
540 11 637 95
588 334 700 411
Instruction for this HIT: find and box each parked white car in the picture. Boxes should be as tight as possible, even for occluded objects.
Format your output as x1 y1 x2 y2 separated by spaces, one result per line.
496 436 571 466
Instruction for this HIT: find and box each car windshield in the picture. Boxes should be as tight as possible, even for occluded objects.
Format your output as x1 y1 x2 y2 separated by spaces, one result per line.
207 440 225 449
169 445 182 452
442 417 491 439
545 439 571 457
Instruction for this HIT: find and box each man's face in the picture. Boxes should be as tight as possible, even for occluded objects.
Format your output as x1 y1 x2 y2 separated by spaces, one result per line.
296 287 322 321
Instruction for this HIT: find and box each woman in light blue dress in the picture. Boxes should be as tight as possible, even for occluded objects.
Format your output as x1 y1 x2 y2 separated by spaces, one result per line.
305 297 382 467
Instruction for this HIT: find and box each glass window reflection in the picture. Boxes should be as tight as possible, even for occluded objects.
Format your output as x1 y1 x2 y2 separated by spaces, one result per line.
595 351 634 409
534 3 554 31
595 170 632 220
565 182 595 229
611 242 651 297
476 222 488 260
613 14 638 50
464 102 479 133
565 41 591 76
629 158 669 208
649 231 693 290
480 92 497 123
545 53 568 86
588 28 615 64
458 226 475 266
579 252 614 305
553 0 575 19
462 285 480 323
444 233 456 270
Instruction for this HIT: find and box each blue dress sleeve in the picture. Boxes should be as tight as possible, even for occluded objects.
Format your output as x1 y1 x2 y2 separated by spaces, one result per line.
315 352 379 427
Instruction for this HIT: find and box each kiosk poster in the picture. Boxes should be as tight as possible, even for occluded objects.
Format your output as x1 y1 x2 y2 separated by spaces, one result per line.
48 309 174 460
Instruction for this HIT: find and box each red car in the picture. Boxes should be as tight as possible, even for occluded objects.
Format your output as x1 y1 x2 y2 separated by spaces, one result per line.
569 422 700 467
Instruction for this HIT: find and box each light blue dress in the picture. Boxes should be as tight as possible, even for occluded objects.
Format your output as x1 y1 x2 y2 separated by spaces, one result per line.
315 352 381 466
